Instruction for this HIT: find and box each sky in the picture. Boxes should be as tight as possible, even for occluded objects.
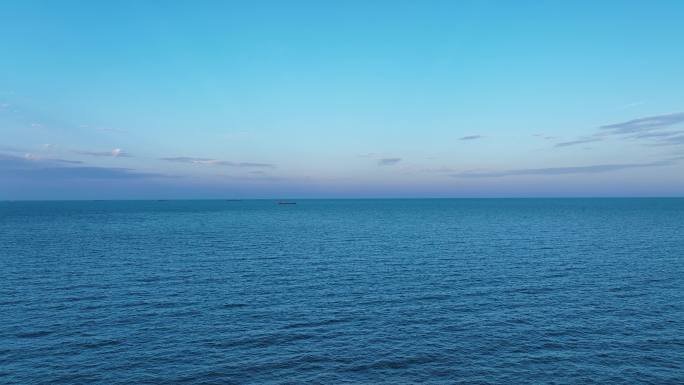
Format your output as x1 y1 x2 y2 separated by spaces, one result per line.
1 0 684 199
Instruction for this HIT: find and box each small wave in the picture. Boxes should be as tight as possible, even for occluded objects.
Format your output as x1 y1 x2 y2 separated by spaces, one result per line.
77 339 123 349
344 354 439 372
282 317 351 329
63 295 108 303
0 300 24 306
208 333 315 349
15 330 52 338
413 294 451 301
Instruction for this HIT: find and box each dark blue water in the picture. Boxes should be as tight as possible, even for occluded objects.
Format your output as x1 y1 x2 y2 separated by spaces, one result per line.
1 199 683 384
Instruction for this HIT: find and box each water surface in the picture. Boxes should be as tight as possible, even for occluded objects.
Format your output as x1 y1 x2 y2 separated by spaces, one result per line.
1 199 682 384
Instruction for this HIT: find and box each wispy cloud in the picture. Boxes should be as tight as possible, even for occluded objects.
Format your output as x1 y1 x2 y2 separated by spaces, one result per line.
0 145 28 153
597 112 684 146
451 158 679 178
649 134 684 146
358 153 378 158
217 173 285 182
24 153 82 164
73 148 130 157
600 112 684 135
553 112 684 148
377 157 401 166
554 137 602 147
160 156 274 168
632 131 682 139
459 135 483 141
533 134 556 140
0 153 173 180
0 153 37 167
11 167 173 179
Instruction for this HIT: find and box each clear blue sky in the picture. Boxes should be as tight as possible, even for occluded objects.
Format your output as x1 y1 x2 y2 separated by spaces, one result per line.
2 0 683 199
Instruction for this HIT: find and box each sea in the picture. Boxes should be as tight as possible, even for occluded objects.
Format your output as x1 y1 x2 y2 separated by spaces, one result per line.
1 199 682 384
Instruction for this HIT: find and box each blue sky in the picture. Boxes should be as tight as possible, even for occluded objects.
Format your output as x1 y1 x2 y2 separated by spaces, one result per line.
1 0 684 199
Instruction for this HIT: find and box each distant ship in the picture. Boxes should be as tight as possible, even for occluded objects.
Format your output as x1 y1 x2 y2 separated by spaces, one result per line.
278 201 297 205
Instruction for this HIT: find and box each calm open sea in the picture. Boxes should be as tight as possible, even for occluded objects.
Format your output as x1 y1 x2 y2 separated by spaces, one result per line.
1 199 682 384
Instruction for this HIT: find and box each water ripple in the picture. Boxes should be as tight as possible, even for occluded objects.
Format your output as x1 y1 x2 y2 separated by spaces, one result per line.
1 199 683 384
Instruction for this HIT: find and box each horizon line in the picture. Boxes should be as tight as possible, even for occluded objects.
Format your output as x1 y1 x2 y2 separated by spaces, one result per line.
2 196 684 202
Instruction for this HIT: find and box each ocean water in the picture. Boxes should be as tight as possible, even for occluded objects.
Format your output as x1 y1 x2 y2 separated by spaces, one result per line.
1 199 682 384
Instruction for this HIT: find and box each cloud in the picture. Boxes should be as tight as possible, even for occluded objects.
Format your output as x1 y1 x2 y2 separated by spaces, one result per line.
554 138 602 147
361 153 402 166
358 153 378 158
2 152 74 167
0 153 36 167
160 156 274 168
377 158 401 166
161 156 213 163
533 134 556 140
217 174 285 182
459 135 483 141
73 148 130 157
0 145 28 153
632 131 683 139
553 112 684 149
0 153 173 180
4 166 172 179
24 153 82 164
650 134 684 146
451 158 679 178
600 112 684 135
